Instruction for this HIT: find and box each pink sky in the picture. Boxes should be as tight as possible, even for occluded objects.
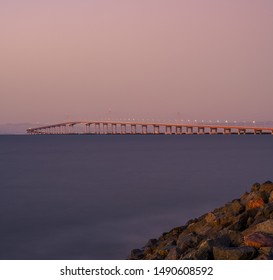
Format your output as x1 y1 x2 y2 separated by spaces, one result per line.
1 0 273 124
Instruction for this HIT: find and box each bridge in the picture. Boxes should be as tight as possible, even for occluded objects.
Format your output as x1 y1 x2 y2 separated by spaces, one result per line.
27 121 273 135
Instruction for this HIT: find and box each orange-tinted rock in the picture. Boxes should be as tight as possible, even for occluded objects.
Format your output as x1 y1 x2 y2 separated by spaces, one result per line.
244 232 273 248
205 212 217 224
246 197 265 210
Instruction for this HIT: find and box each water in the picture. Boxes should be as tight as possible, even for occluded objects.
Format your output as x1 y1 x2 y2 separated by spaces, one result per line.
0 135 273 260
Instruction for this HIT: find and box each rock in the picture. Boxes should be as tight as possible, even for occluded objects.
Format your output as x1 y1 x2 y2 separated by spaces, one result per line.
251 183 261 192
145 239 158 247
251 216 267 227
165 247 182 260
243 219 273 235
240 192 250 205
205 212 217 224
269 191 273 203
177 232 200 252
225 230 243 246
157 245 176 258
259 246 273 257
255 254 273 260
228 212 249 231
185 218 198 226
244 232 273 248
187 240 214 260
230 199 245 215
180 235 231 260
213 246 257 260
252 207 269 224
259 181 273 194
244 191 268 210
186 219 214 236
246 197 265 210
255 246 273 259
128 181 273 260
218 213 236 227
128 249 144 260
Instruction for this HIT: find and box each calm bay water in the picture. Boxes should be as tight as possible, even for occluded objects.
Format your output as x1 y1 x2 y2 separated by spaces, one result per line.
0 135 273 260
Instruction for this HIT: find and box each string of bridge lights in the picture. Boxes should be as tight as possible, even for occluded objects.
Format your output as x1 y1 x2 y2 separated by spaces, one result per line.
97 118 256 125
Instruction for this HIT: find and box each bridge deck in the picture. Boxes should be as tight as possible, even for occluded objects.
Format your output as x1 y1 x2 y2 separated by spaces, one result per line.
27 121 273 135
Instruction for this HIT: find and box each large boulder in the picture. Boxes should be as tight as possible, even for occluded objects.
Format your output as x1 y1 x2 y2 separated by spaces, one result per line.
243 219 273 235
244 232 273 248
213 246 257 260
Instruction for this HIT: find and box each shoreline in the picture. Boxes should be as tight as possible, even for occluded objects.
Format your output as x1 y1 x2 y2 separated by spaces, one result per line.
128 181 273 260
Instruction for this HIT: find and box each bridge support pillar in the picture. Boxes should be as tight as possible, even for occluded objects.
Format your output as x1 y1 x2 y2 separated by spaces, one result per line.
85 124 90 134
95 123 100 134
165 126 172 135
224 128 231 134
68 125 71 134
112 124 116 134
238 129 246 135
175 126 182 135
131 125 136 134
142 125 147 134
121 124 126 134
103 123 108 134
198 127 205 134
153 125 159 134
254 129 262 135
186 127 193 134
209 128 217 135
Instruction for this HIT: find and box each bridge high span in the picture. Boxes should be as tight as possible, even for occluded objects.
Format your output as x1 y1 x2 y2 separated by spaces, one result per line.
27 121 273 135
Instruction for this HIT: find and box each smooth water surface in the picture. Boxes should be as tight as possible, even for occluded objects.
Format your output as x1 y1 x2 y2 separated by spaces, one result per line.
0 135 273 259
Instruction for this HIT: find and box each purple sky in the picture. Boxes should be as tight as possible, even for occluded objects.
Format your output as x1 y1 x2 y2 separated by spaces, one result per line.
1 0 273 124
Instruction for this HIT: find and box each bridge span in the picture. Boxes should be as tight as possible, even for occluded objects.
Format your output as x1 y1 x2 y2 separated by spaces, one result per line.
27 121 273 135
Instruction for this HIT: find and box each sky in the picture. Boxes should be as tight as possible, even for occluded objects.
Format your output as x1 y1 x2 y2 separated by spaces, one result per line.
1 0 273 124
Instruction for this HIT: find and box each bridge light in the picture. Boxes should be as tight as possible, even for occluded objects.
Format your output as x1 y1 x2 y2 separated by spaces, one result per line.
252 120 256 124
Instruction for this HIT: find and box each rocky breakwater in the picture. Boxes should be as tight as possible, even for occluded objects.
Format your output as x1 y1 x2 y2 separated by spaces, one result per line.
128 181 273 260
